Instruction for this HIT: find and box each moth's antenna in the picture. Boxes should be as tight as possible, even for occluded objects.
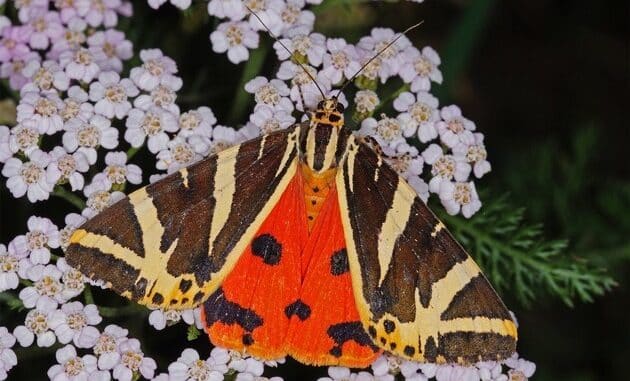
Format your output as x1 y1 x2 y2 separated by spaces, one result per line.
335 21 424 98
246 5 327 100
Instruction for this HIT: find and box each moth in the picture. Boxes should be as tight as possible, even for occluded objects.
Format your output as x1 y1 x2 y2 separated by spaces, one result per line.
65 23 517 368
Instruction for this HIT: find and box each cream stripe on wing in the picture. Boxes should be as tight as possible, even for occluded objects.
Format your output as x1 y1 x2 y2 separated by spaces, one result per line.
275 128 300 178
377 180 414 286
208 147 239 253
129 189 180 291
70 230 142 268
429 256 481 314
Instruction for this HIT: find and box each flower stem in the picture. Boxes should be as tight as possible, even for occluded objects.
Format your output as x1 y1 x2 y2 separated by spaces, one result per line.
53 186 86 210
83 284 95 305
373 83 410 116
0 292 24 310
227 42 270 126
126 146 140 160
98 303 147 318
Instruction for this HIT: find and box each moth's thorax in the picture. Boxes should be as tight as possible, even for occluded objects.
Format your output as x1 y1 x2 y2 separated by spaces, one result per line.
303 99 345 174
300 98 346 231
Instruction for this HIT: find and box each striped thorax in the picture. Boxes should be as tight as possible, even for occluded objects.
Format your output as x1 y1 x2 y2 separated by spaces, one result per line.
301 98 348 229
303 98 346 173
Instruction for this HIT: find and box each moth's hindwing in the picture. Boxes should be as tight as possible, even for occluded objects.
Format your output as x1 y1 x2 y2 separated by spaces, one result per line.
336 136 517 364
65 126 302 310
285 186 380 367
202 172 308 360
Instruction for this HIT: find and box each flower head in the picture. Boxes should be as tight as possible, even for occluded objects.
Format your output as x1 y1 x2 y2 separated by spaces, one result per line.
211 21 260 64
47 344 99 380
113 338 157 381
63 114 119 164
89 71 139 119
129 49 179 91
13 307 57 348
2 149 55 202
124 107 178 153
48 301 102 348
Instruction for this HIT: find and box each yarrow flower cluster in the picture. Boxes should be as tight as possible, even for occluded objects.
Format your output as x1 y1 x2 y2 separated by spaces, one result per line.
0 0 535 380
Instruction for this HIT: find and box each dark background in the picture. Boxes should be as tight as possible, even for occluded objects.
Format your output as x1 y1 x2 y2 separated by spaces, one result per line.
1 0 628 379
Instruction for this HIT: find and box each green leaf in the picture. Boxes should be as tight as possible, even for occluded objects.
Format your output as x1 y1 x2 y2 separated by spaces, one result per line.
187 324 200 341
437 194 617 307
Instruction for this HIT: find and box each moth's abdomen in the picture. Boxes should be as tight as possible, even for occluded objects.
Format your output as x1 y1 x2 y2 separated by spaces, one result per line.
300 162 337 231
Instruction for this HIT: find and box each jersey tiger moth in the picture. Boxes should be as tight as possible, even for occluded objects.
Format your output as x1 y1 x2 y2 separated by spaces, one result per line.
65 19 517 368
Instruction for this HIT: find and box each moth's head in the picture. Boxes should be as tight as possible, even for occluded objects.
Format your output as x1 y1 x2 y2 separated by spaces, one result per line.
315 98 345 128
317 98 345 114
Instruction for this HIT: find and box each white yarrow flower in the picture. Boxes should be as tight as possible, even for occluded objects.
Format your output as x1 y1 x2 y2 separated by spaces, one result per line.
48 301 102 348
2 149 55 202
211 21 260 64
168 348 227 381
399 46 443 92
125 107 179 153
16 91 64 134
94 325 129 370
8 119 42 158
103 151 142 186
47 345 99 380
439 181 482 218
393 91 440 140
130 49 179 91
19 263 66 309
63 115 119 164
90 71 139 119
46 146 90 191
8 216 59 265
0 327 17 380
436 105 476 148
59 47 101 83
0 244 31 291
245 76 293 112
113 339 157 381
13 307 57 348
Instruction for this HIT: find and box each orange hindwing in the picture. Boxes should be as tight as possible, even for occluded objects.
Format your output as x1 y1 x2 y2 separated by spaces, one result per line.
201 173 309 360
285 186 380 367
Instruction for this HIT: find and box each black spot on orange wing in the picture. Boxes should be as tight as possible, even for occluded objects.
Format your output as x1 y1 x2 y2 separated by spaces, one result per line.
204 129 299 280
404 345 415 356
203 288 264 332
330 249 349 275
284 187 380 367
285 299 311 321
242 333 254 346
251 234 282 265
327 322 379 353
